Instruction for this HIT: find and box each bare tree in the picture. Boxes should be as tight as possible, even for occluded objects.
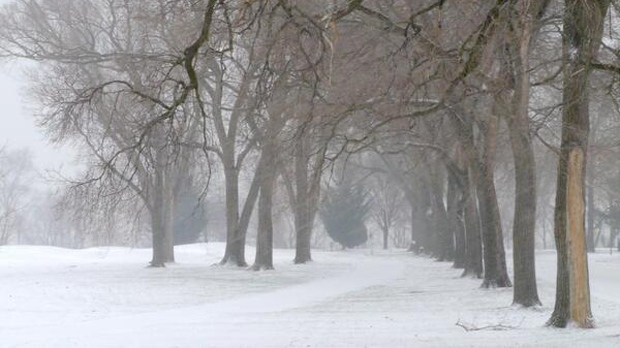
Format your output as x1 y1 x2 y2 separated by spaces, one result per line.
0 0 219 266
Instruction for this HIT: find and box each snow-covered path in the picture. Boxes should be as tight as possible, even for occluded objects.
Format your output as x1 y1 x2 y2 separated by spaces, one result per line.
2 244 620 347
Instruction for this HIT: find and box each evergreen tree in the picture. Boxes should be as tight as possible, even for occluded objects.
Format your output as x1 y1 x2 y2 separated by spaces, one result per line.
320 182 371 249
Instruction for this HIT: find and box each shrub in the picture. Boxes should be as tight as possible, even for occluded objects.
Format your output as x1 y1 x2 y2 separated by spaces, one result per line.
320 181 371 248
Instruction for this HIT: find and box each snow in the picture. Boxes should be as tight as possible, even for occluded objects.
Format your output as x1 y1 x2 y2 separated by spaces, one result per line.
2 244 620 347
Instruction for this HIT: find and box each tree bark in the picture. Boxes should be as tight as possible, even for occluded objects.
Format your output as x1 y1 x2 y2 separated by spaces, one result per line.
586 160 596 252
293 139 313 264
430 165 453 261
548 0 609 328
220 160 247 267
452 113 483 278
252 152 277 271
507 109 540 304
477 114 511 288
448 168 466 269
463 177 483 279
504 7 540 304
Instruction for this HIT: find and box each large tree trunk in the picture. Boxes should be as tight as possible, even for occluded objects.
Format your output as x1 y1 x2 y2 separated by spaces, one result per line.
252 152 277 271
150 173 166 267
220 160 247 267
150 206 167 267
507 101 540 305
150 161 175 267
503 0 550 307
548 0 609 328
477 114 511 288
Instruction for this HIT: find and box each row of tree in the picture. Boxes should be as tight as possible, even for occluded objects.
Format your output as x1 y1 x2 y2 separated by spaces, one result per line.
2 0 620 329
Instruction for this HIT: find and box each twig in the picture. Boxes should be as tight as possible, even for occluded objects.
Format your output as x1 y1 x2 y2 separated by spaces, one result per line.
455 320 516 332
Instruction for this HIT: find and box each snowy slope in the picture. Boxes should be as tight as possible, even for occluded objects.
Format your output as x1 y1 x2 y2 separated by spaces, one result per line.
1 243 620 347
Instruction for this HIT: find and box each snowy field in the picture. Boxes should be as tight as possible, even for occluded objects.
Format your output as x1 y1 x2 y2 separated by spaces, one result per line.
2 243 620 347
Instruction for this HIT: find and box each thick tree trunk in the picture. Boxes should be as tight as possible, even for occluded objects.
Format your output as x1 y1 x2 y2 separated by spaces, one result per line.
463 181 483 278
150 196 166 267
220 162 247 267
508 117 540 305
477 115 511 288
252 153 276 271
293 139 314 264
505 15 540 304
566 148 592 325
150 164 174 267
548 0 609 328
430 166 453 261
491 0 550 306
549 141 571 327
150 210 167 267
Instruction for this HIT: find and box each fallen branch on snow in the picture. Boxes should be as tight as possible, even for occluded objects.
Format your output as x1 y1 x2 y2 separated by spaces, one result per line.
455 320 517 332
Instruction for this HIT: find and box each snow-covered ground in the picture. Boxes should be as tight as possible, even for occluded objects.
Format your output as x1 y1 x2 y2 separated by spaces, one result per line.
1 243 620 347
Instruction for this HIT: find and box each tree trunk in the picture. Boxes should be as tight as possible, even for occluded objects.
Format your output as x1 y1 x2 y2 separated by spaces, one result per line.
150 163 174 267
507 112 540 304
382 220 389 250
408 204 421 253
505 10 540 305
150 209 167 267
294 139 313 264
548 0 609 328
220 161 247 267
448 169 466 269
477 114 511 288
150 173 166 267
453 113 483 278
492 0 551 306
463 179 483 279
239 163 263 246
163 170 175 263
586 172 596 252
415 181 434 255
430 165 453 261
252 152 277 271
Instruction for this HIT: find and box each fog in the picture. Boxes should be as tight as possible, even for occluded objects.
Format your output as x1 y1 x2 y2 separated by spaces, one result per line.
1 0 620 346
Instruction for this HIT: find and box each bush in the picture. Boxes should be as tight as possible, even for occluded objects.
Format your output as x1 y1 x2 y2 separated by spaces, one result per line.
320 182 371 248
173 191 207 245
